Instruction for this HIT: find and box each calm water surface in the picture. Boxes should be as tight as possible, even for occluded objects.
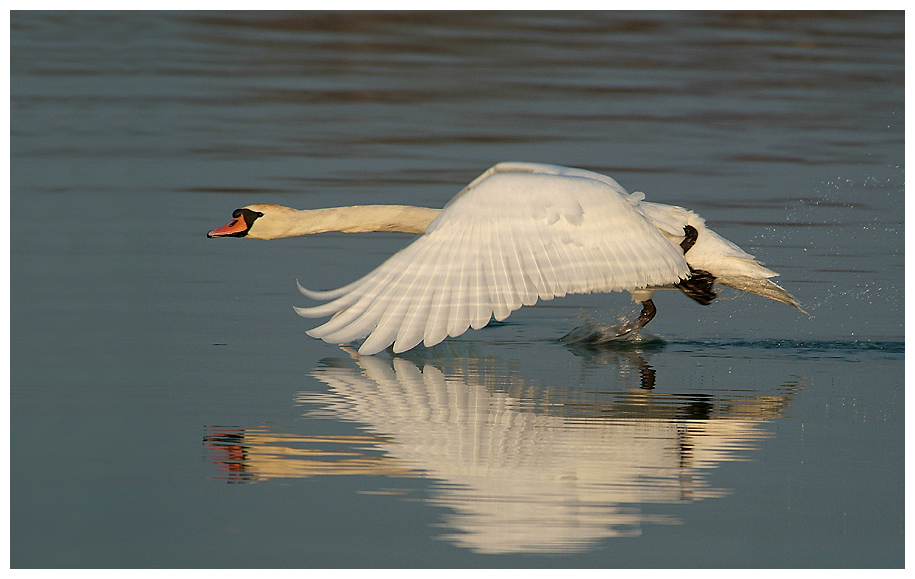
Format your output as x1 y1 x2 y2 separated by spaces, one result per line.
11 11 903 567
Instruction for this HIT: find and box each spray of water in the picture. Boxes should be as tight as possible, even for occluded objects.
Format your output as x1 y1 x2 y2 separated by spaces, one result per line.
559 311 661 346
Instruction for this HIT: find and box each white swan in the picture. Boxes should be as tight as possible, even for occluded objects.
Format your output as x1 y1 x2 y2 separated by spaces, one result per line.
208 162 802 355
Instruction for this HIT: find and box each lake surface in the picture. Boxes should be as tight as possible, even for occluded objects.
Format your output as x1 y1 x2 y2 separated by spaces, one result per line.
10 11 904 567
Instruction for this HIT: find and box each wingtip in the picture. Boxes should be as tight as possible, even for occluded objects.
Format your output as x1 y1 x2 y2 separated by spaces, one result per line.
296 279 319 299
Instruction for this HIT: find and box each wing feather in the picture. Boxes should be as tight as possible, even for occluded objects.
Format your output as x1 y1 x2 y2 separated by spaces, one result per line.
297 165 690 354
308 268 406 342
445 217 474 339
527 224 561 297
501 222 537 310
295 264 400 318
487 221 515 321
354 257 428 354
468 217 491 331
296 281 358 301
392 235 449 353
307 274 396 341
422 221 462 346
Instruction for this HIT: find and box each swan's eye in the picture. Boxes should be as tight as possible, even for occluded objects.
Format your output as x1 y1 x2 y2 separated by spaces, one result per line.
231 208 263 226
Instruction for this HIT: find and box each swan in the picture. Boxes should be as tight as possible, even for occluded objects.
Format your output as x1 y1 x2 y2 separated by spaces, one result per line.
208 162 802 355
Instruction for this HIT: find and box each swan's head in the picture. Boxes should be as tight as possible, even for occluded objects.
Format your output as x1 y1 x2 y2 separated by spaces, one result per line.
207 204 299 240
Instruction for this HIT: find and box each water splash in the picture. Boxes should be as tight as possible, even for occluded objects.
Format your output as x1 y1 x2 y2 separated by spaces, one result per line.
559 312 665 347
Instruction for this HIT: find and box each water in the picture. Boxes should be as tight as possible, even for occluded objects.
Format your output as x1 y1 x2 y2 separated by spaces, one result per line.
10 11 903 567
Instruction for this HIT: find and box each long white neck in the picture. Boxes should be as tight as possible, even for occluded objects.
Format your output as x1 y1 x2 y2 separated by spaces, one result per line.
247 204 442 240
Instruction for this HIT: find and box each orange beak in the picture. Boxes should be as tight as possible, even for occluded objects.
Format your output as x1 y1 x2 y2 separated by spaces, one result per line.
207 218 248 238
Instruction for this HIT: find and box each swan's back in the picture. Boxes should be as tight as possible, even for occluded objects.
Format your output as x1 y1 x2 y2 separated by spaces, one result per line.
295 163 691 355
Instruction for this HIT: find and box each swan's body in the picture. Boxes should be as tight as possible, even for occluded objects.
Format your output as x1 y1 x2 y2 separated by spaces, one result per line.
208 162 801 355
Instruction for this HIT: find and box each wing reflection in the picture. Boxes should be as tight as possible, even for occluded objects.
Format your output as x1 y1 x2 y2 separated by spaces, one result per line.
205 344 797 554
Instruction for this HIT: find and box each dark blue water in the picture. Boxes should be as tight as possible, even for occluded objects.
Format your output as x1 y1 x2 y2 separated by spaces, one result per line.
11 11 903 567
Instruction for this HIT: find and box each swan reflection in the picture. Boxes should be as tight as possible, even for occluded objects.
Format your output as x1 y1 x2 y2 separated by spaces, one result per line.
205 343 797 554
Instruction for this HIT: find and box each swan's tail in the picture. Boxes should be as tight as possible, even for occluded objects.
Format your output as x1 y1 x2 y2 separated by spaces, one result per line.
717 274 806 314
634 202 804 314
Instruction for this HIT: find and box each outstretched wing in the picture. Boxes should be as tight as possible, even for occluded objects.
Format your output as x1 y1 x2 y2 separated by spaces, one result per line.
296 164 689 355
